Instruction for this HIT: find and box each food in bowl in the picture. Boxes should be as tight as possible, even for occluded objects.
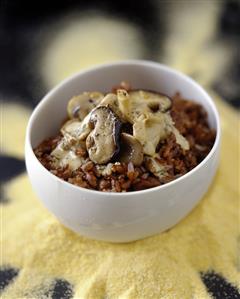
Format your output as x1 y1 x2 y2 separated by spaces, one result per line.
34 82 216 192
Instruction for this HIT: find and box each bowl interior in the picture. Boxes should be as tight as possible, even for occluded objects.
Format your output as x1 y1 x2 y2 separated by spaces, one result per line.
29 61 218 148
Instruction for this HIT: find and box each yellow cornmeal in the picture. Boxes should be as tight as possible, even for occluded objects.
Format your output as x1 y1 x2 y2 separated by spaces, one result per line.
1 95 239 298
0 102 31 159
160 1 232 88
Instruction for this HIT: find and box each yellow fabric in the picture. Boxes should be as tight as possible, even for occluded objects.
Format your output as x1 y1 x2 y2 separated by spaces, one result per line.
1 102 31 159
1 94 239 298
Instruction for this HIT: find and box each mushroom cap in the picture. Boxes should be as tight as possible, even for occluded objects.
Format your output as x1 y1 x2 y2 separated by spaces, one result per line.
99 93 127 122
117 90 172 124
86 106 122 164
60 119 82 137
129 90 172 113
144 156 167 179
67 92 104 120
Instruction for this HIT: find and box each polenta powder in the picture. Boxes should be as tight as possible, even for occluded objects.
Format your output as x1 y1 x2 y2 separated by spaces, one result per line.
1 95 240 298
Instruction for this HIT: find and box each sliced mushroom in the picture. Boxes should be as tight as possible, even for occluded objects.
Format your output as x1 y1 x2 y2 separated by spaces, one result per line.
116 90 172 124
51 140 68 160
99 93 127 122
67 92 104 120
78 113 94 140
118 133 143 166
61 119 82 136
171 126 190 151
133 110 189 155
86 106 122 164
52 119 90 169
51 134 86 171
58 150 85 170
133 112 172 156
129 90 172 113
116 89 133 123
51 146 85 170
60 117 92 141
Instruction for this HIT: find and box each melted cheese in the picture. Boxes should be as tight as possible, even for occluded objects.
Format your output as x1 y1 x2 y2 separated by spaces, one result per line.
172 126 190 151
53 89 189 166
58 150 84 170
51 122 88 170
51 133 85 171
61 116 92 141
117 90 189 155
144 156 167 178
133 113 170 156
60 119 82 137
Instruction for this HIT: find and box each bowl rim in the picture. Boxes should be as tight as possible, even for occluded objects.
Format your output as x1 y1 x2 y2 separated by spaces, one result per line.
26 59 221 197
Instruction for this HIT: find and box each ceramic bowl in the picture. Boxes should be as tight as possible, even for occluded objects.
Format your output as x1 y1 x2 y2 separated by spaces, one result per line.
25 60 220 242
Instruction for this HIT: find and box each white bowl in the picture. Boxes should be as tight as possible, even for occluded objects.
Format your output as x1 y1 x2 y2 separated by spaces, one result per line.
25 60 220 243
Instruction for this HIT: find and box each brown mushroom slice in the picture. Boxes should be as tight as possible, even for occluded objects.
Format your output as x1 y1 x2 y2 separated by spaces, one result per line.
60 119 82 136
117 89 133 123
116 90 172 124
99 93 127 122
118 133 143 166
86 106 122 164
77 113 93 141
129 90 172 113
67 92 104 120
133 112 171 156
60 117 92 141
